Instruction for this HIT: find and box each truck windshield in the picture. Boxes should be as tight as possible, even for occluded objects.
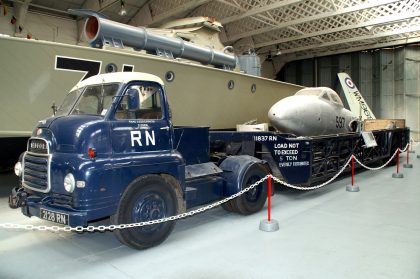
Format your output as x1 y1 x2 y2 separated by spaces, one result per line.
55 89 80 117
56 83 120 117
71 83 119 116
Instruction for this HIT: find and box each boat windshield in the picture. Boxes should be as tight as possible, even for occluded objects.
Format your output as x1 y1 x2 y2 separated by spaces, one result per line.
56 83 120 117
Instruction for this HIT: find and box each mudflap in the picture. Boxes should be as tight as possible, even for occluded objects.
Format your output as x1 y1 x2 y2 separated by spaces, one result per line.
8 187 27 209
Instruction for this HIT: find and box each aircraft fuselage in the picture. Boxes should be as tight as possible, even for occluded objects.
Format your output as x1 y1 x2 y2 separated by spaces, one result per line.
268 87 358 136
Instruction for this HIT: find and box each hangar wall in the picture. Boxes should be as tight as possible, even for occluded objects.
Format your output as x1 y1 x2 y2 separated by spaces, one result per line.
278 46 420 140
0 9 77 44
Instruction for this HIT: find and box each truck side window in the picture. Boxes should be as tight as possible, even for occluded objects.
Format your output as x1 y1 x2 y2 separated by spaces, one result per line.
115 84 163 120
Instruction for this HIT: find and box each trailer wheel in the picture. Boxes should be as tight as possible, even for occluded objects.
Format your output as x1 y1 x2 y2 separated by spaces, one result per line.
234 164 269 215
111 175 178 249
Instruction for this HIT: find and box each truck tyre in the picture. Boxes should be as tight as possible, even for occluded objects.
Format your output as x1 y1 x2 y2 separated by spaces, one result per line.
234 163 269 215
221 199 237 213
111 175 178 249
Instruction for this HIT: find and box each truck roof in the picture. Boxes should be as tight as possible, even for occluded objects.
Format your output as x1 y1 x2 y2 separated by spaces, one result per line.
71 72 164 91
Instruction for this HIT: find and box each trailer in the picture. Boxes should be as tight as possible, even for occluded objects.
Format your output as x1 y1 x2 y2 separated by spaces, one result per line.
9 72 409 249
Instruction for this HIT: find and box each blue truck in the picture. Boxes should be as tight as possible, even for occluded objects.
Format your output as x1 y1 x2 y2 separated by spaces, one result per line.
9 72 409 249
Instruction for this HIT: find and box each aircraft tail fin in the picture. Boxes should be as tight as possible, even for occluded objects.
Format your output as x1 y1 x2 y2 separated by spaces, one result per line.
338 73 375 120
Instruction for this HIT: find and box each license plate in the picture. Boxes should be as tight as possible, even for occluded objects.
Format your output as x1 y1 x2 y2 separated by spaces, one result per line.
40 208 69 225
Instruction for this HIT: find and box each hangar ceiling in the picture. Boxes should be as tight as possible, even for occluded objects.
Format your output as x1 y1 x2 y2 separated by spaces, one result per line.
6 0 420 63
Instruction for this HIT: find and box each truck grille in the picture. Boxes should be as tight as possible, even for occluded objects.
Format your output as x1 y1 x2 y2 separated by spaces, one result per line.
23 138 51 193
51 193 73 206
28 138 48 154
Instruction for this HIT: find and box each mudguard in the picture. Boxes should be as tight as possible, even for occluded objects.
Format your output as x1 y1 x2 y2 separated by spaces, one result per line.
219 155 267 196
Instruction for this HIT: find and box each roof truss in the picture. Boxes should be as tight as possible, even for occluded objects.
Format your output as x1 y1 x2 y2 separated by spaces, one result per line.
21 0 420 63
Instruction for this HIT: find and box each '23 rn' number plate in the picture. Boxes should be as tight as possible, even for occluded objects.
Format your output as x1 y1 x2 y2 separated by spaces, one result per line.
40 208 69 225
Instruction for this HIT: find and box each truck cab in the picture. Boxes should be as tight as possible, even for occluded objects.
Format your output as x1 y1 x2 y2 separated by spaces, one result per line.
10 72 270 249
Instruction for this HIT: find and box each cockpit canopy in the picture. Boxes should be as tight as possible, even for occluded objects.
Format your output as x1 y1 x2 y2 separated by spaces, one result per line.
294 87 344 107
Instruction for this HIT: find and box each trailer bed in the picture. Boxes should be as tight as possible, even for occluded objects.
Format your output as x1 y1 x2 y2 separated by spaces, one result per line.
209 128 409 186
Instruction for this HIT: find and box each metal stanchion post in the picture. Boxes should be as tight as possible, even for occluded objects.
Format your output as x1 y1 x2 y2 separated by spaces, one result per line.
346 155 360 192
392 149 404 178
259 175 279 232
408 142 415 154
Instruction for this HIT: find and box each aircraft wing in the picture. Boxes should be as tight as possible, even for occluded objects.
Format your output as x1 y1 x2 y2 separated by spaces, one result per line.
337 73 375 120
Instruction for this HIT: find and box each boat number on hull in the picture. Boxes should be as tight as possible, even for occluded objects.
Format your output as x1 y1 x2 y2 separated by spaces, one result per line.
55 56 101 81
55 56 134 82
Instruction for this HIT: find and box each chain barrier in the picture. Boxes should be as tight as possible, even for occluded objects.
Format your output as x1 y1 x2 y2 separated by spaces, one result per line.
0 176 269 233
272 155 353 191
0 143 412 233
400 143 409 153
410 137 420 147
353 148 399 171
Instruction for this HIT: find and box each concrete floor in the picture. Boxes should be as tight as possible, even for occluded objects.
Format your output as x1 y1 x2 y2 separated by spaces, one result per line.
0 147 419 279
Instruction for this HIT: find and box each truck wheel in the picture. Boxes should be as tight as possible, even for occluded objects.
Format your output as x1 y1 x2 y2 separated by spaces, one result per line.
112 175 178 249
221 199 237 213
234 164 269 215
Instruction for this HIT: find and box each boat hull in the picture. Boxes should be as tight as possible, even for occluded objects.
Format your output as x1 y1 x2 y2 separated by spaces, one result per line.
0 36 302 136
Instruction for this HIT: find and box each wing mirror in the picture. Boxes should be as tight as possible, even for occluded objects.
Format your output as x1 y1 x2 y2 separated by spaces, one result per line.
126 89 139 110
51 101 57 116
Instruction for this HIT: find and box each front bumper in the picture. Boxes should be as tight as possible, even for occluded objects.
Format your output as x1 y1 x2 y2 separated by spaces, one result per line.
9 187 88 227
8 186 26 209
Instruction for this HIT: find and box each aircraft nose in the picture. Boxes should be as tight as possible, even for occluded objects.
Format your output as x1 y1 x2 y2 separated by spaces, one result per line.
268 100 297 133
269 106 287 120
269 99 295 117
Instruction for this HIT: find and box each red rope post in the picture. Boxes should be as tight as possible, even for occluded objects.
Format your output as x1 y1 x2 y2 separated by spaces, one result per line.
396 149 400 174
346 154 360 192
259 174 278 232
267 175 272 222
351 155 355 187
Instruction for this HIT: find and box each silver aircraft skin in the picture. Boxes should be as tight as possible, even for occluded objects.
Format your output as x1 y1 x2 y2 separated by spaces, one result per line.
268 87 359 136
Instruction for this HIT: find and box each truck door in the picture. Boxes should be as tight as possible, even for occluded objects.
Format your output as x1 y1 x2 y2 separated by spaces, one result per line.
110 82 172 154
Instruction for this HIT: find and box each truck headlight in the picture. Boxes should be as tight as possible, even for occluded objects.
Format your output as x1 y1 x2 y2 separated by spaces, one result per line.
14 162 22 177
64 173 75 193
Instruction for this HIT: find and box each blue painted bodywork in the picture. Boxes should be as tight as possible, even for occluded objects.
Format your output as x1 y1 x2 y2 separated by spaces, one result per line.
18 80 189 225
209 131 312 184
18 91 300 226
